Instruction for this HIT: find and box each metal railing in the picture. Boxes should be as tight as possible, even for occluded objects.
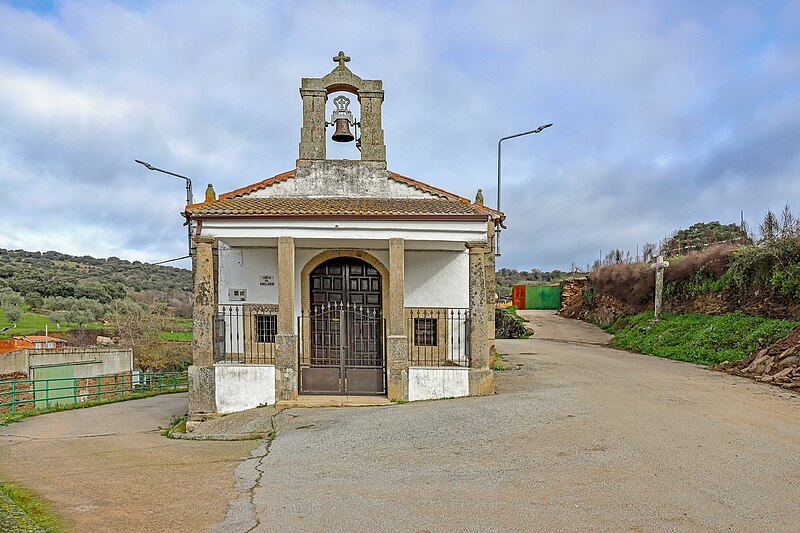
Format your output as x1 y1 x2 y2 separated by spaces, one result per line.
0 371 188 415
406 308 470 367
215 304 277 364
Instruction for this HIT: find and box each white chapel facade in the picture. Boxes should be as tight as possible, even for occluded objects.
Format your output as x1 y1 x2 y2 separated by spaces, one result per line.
185 53 502 419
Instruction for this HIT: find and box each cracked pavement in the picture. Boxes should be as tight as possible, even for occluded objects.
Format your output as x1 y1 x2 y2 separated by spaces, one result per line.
214 312 800 532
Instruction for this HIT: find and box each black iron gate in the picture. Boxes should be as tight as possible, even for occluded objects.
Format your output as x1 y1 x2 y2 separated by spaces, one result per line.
298 303 386 395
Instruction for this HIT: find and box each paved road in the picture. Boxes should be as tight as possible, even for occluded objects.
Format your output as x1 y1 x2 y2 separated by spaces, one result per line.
216 311 800 532
0 393 255 532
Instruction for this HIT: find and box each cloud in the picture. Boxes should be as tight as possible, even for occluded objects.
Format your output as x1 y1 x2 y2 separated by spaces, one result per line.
0 0 798 272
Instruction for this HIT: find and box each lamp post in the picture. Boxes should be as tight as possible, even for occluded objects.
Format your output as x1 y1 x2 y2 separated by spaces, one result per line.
135 159 195 256
496 123 552 255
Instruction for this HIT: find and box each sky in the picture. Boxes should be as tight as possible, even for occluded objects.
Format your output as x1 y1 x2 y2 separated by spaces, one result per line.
0 0 799 271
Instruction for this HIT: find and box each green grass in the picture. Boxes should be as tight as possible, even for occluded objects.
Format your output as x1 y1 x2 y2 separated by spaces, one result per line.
160 331 192 341
608 311 798 366
0 388 187 427
0 308 103 338
494 352 512 371
0 480 68 532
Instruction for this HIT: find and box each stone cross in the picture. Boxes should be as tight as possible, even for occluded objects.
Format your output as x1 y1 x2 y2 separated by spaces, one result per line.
650 255 670 321
333 51 351 67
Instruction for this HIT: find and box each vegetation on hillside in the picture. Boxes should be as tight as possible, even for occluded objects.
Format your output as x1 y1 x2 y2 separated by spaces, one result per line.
606 311 797 366
582 205 800 316
0 249 193 371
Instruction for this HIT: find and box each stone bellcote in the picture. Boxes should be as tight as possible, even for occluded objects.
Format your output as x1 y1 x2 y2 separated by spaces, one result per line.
298 52 387 168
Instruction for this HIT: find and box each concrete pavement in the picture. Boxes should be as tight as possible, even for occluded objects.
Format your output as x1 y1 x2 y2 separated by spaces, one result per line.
215 312 800 532
0 393 257 532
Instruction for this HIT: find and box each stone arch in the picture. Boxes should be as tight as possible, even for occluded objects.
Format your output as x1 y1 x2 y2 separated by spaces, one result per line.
300 249 390 318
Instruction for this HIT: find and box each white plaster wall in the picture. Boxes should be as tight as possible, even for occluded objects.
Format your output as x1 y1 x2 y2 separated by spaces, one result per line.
218 242 279 304
405 250 469 309
214 364 275 414
407 367 469 401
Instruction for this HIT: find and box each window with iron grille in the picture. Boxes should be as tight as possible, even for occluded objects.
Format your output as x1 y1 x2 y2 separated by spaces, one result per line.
256 315 277 343
413 318 438 346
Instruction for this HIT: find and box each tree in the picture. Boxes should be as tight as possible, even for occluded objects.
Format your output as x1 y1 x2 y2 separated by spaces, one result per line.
759 210 780 244
663 221 751 256
779 203 798 239
4 305 21 328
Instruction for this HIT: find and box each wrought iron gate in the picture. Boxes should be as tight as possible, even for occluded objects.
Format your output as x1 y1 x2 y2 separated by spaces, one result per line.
298 303 386 395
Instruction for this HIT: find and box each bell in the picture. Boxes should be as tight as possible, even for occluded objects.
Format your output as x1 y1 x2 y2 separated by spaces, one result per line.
331 117 355 143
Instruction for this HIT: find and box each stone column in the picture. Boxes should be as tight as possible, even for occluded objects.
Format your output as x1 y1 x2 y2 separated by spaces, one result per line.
358 90 387 164
467 241 494 396
298 88 327 161
275 236 298 400
485 221 497 370
387 238 407 400
189 237 216 419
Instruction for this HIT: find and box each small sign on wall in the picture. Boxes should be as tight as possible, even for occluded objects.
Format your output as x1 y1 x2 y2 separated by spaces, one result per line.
259 275 275 287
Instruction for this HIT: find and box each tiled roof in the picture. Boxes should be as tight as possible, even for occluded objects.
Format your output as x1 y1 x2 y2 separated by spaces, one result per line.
187 197 490 218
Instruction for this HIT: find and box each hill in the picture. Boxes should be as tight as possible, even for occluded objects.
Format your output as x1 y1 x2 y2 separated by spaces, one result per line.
0 249 191 304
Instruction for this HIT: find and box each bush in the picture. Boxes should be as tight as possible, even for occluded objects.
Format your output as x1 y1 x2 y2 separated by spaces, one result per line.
495 307 529 339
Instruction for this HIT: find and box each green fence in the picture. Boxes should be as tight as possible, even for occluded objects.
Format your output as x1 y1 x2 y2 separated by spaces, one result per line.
0 371 188 415
525 285 562 310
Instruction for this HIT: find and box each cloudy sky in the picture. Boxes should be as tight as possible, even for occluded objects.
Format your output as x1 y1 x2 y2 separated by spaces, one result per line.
1 0 798 271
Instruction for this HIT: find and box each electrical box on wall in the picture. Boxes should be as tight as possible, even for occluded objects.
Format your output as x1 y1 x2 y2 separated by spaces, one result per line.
229 288 247 302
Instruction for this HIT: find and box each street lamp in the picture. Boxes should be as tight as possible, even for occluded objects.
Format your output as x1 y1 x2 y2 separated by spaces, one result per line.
496 123 552 255
135 159 195 256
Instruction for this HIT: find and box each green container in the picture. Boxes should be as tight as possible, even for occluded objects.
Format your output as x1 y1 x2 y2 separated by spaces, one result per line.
525 285 561 310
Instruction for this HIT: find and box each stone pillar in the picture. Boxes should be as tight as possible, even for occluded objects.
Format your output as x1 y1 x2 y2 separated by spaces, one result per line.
485 221 497 370
387 238 407 400
467 241 494 396
298 88 327 161
189 237 216 419
275 236 298 400
358 90 387 164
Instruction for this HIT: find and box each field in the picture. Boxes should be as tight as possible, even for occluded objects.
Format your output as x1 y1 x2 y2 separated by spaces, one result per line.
0 308 104 339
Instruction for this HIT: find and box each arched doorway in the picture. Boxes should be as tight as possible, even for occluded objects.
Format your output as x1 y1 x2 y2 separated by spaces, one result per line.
300 257 386 395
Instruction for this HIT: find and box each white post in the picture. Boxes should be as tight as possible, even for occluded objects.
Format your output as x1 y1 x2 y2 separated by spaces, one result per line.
650 255 670 321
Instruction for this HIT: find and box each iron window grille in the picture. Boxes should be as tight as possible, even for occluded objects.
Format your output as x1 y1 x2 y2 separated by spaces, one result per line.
256 315 277 343
413 318 438 347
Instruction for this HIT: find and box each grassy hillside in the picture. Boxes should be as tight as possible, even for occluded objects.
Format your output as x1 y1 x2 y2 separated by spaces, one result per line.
0 248 191 300
606 311 798 365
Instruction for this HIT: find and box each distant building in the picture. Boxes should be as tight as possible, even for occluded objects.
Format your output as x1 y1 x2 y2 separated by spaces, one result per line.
0 336 67 353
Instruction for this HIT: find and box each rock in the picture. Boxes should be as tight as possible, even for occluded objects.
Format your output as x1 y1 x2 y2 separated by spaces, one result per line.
759 375 774 383
777 347 797 360
775 355 799 370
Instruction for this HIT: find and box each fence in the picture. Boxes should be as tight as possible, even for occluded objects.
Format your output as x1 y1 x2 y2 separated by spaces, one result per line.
215 305 276 364
0 371 188 415
406 308 470 367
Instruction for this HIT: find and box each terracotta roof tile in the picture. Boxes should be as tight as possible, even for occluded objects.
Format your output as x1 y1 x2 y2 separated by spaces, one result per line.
187 197 490 218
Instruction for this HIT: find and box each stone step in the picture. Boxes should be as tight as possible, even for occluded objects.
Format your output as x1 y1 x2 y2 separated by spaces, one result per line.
275 395 392 409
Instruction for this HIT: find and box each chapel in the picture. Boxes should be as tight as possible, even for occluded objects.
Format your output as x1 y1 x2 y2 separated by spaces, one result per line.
184 52 502 420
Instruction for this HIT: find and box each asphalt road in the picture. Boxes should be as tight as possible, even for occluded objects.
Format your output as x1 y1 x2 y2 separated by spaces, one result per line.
0 393 255 532
215 311 800 532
